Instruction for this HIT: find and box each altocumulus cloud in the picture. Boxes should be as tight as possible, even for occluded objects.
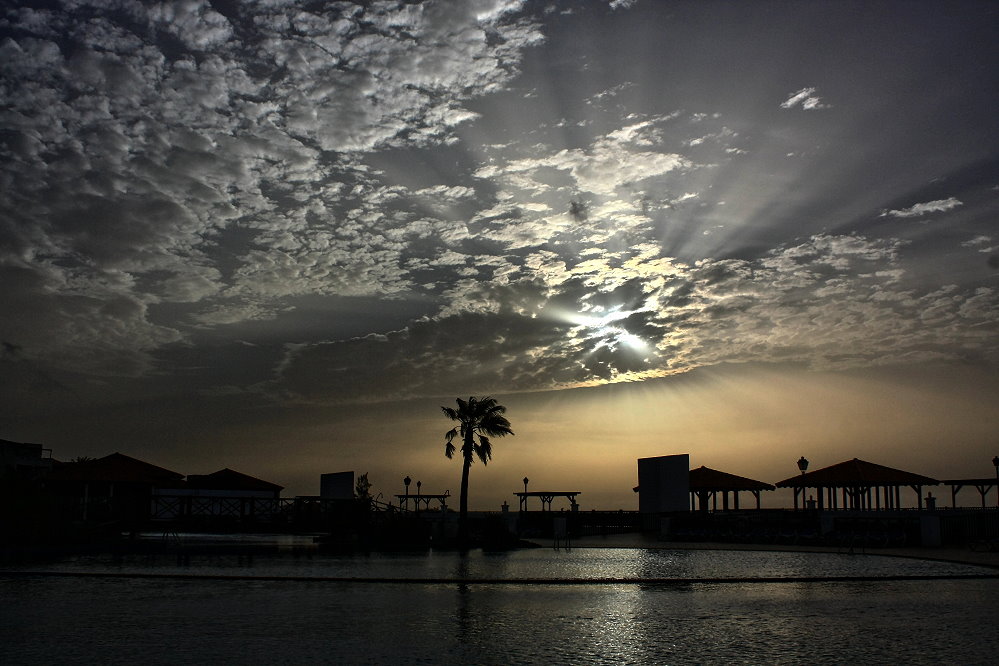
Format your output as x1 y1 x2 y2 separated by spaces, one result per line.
278 233 999 402
0 0 542 376
1 0 997 409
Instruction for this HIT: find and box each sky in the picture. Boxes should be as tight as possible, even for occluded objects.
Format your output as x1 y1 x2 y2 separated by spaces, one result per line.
2 0 998 509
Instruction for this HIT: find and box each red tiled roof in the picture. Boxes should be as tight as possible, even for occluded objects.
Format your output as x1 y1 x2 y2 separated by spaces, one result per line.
689 466 776 491
46 452 184 485
775 458 939 488
185 468 283 492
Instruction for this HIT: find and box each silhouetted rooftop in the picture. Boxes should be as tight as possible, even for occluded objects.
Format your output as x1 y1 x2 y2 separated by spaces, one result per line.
775 458 939 488
689 466 775 491
46 452 184 485
185 468 284 492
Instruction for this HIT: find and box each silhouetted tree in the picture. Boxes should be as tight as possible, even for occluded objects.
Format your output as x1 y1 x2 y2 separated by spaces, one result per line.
354 472 372 503
442 396 513 544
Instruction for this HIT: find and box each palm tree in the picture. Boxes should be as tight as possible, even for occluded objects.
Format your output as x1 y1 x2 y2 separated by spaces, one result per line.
442 396 514 542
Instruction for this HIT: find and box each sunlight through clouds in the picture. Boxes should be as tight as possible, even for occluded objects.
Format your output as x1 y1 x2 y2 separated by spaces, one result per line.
1 1 997 486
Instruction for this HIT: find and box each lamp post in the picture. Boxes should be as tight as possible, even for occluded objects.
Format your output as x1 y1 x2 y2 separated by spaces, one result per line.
523 477 529 494
796 457 809 511
403 475 411 510
522 477 529 512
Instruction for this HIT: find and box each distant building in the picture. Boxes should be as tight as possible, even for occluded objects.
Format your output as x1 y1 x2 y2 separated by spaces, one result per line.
150 468 285 522
320 471 355 500
180 468 284 499
637 454 690 513
44 452 185 522
0 438 53 480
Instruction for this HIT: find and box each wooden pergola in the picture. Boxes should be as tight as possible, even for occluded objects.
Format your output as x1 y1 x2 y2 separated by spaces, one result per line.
515 491 581 512
395 491 450 511
776 458 939 511
689 466 775 511
940 477 998 508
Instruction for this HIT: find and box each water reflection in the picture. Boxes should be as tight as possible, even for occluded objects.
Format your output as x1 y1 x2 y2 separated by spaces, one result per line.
6 546 992 581
3 574 998 663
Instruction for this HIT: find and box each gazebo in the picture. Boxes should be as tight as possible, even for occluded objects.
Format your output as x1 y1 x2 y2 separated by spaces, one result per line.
688 466 776 511
776 458 939 511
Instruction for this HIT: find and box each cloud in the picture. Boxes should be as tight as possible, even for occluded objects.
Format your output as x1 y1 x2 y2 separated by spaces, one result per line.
780 87 830 110
962 235 995 253
0 1 544 375
2 0 996 408
276 232 999 403
880 197 963 218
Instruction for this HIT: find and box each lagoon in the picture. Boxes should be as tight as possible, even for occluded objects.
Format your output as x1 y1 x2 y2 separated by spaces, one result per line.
3 544 999 664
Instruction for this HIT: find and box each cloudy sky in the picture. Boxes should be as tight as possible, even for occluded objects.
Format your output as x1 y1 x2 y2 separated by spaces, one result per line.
2 0 997 508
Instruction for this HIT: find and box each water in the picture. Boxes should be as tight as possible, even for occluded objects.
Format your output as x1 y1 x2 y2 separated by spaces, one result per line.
3 544 998 664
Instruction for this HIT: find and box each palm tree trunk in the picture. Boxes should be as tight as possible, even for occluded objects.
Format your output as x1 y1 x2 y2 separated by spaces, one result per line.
458 453 471 546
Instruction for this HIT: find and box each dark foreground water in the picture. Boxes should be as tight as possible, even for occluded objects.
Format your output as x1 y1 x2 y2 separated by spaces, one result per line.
4 545 999 664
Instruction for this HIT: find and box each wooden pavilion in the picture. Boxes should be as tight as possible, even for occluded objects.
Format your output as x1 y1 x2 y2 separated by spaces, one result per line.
688 466 775 511
776 458 939 511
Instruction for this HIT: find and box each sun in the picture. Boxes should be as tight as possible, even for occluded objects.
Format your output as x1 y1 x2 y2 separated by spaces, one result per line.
554 306 651 353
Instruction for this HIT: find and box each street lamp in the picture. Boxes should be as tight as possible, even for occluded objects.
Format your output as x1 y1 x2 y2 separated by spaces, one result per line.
523 477 529 494
797 457 809 475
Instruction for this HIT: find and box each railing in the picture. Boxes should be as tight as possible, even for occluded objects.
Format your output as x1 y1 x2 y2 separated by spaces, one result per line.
148 495 361 527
